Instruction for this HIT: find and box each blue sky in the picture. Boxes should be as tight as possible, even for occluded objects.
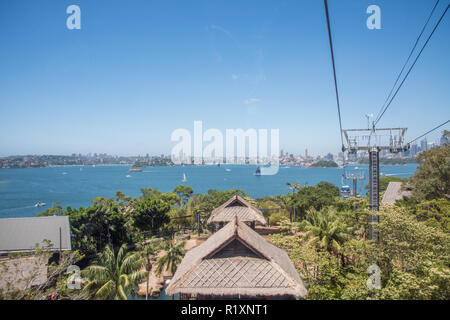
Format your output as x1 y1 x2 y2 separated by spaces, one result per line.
0 0 449 157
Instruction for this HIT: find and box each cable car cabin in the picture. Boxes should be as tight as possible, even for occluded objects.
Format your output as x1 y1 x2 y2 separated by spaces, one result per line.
340 185 351 198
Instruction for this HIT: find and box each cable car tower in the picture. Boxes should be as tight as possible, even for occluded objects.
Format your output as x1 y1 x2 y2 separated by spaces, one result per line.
343 168 364 197
343 126 409 241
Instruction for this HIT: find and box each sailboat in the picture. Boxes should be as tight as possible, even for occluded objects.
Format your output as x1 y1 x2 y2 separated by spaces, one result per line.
182 173 187 182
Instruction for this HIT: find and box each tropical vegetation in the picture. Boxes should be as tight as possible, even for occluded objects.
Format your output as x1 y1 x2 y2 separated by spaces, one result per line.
2 140 448 300
82 244 147 300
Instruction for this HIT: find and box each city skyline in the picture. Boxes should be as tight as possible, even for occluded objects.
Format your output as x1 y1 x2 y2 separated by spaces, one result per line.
1 0 449 156
1 134 441 170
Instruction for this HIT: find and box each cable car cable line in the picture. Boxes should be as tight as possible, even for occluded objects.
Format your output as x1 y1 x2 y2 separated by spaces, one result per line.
406 119 449 145
374 3 450 126
324 0 345 154
375 0 440 125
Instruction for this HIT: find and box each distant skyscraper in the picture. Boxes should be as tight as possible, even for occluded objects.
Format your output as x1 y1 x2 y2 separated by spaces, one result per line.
305 148 308 158
280 149 284 158
420 138 427 152
410 142 418 157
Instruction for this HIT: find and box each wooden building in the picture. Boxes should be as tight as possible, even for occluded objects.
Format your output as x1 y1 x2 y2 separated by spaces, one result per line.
166 217 307 300
207 194 266 229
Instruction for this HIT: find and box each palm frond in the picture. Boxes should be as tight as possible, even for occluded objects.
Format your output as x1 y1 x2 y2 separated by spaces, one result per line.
94 279 115 300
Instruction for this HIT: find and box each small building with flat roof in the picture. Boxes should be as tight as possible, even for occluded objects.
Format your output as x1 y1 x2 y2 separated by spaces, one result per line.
0 216 71 254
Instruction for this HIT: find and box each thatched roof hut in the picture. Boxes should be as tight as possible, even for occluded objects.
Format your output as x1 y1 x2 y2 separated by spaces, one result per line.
207 194 266 225
166 217 307 299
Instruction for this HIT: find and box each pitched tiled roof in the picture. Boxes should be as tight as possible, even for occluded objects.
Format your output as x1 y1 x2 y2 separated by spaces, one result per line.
207 195 266 225
166 218 307 298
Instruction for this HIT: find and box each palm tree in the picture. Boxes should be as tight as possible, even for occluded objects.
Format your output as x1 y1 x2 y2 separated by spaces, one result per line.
300 208 351 258
286 181 301 194
155 240 186 276
82 244 147 300
138 241 159 300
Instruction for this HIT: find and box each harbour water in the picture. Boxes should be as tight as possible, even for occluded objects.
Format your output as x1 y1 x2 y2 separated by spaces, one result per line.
0 164 418 218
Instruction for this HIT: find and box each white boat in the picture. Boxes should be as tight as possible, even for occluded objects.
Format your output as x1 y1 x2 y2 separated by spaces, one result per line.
225 169 231 172
126 175 132 178
182 173 187 182
34 202 46 207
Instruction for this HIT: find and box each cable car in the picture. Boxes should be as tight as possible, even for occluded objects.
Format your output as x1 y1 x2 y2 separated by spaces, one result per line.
340 185 351 198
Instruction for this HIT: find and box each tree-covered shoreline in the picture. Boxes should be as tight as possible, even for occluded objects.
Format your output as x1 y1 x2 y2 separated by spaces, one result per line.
310 160 339 167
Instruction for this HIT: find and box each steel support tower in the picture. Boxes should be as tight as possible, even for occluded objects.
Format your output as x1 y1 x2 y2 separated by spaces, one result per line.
343 127 409 242
344 168 365 197
368 147 380 241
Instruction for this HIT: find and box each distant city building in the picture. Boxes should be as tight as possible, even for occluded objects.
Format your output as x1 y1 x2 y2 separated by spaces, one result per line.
410 142 418 157
420 138 427 152
325 153 333 161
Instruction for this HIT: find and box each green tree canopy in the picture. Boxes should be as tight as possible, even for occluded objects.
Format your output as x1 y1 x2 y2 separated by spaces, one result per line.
132 198 170 234
289 181 340 220
173 185 193 206
410 144 450 201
